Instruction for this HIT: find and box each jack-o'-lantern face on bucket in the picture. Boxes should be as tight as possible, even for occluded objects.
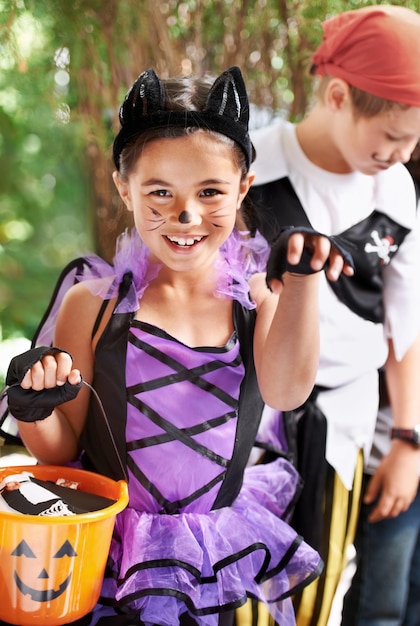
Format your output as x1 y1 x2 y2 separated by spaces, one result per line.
0 466 129 626
0 519 116 625
12 538 77 602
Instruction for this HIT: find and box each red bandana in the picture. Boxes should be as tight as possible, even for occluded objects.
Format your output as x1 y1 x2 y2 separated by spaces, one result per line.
312 5 420 107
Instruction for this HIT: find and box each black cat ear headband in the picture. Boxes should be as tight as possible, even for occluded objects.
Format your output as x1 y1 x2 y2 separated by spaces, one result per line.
112 66 253 171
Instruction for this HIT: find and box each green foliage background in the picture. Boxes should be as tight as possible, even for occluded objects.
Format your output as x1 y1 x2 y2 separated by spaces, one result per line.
0 0 418 354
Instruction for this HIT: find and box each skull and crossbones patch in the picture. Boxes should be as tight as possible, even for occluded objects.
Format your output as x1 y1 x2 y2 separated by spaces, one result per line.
364 230 398 265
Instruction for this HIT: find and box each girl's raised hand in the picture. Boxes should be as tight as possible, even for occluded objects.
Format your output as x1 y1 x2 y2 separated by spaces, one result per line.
287 231 355 281
266 226 355 292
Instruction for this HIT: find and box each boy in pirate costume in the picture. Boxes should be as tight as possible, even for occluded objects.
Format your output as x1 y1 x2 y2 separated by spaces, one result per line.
244 6 420 626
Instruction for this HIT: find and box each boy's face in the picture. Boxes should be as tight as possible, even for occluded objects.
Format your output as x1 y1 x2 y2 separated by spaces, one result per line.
338 105 420 175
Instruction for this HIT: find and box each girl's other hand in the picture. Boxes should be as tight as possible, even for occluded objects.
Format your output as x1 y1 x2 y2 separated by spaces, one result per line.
21 350 80 390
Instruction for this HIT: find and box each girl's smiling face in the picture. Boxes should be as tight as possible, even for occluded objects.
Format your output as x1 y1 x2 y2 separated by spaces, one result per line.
113 132 253 273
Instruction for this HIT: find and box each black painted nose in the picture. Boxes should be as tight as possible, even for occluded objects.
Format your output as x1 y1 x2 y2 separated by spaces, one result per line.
178 210 192 224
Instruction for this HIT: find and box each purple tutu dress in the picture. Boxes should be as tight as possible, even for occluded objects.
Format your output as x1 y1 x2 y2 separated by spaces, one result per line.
32 229 323 626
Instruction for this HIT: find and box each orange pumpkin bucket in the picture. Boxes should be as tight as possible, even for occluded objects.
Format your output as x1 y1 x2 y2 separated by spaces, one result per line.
0 464 129 626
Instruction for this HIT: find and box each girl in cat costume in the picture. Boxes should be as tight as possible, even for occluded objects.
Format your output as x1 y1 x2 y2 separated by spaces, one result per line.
3 66 353 626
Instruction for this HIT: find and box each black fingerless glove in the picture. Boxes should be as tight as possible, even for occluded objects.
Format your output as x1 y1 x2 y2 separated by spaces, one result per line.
6 346 83 423
266 226 355 287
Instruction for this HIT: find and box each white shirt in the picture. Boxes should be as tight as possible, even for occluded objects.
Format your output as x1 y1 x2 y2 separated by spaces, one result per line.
251 120 420 488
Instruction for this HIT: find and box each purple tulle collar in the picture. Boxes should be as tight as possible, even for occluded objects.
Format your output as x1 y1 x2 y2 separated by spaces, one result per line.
28 227 269 364
79 228 269 313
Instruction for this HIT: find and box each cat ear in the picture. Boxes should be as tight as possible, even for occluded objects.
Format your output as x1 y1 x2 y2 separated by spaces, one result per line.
119 69 165 125
205 66 249 128
113 65 253 171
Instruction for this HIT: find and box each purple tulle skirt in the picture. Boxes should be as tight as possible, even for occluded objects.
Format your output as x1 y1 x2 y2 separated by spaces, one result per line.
99 458 322 626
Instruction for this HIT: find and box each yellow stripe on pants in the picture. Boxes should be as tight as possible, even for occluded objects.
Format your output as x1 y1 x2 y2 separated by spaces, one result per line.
234 452 364 626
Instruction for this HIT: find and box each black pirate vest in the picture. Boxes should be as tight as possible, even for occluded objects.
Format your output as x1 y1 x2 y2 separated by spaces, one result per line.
249 176 412 324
